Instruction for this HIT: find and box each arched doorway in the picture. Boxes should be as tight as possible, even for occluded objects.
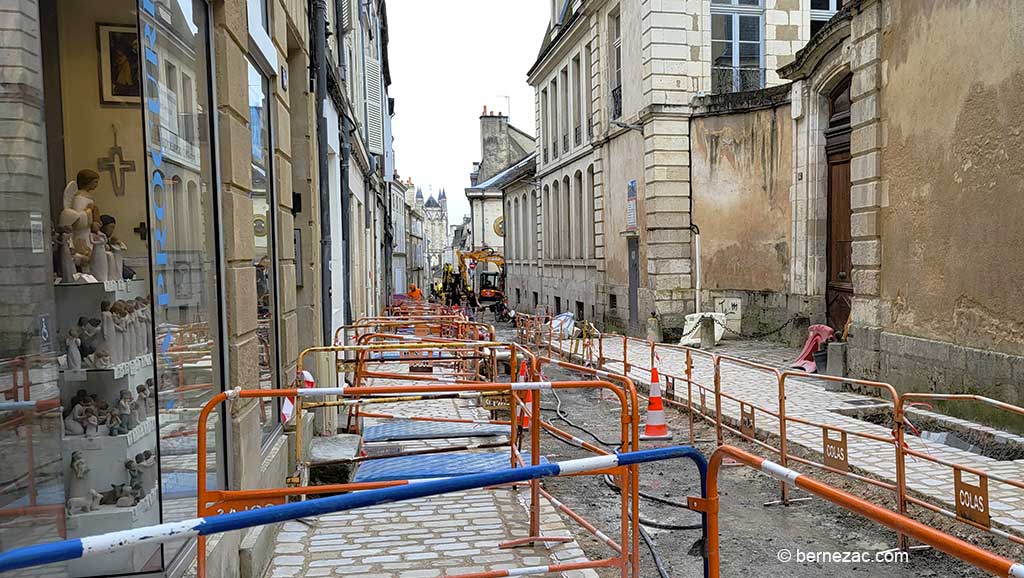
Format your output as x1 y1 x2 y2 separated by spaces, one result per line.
826 76 852 330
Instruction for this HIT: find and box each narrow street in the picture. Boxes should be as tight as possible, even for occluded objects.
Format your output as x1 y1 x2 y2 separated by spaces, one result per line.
1 1 1022 578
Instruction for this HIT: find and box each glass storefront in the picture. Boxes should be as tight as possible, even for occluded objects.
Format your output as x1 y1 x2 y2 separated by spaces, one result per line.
0 0 223 576
247 59 282 440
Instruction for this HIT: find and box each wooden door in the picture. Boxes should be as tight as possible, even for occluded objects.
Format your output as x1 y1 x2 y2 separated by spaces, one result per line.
827 152 852 329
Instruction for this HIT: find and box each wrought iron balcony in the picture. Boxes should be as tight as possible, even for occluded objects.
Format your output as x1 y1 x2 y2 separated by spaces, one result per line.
552 139 559 157
711 67 766 94
587 118 593 140
563 133 569 151
574 125 581 145
610 86 622 120
542 146 548 164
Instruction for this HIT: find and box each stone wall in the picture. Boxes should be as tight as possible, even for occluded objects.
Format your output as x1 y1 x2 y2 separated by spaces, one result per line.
690 88 809 344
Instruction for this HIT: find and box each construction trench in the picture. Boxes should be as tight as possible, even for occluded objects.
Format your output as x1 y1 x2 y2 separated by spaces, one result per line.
1 305 1023 578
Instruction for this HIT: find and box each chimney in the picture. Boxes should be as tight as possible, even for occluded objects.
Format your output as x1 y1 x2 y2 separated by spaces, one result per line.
482 105 488 117
478 112 511 184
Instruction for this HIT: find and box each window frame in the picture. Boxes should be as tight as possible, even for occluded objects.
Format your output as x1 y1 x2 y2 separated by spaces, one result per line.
247 0 278 73
710 3 765 94
246 57 285 446
810 0 842 37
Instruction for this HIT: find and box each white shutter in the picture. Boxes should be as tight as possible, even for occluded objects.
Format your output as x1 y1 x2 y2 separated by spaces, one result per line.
340 0 353 32
365 55 384 155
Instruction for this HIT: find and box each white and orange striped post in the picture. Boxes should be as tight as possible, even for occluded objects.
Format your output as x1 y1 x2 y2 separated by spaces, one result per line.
640 366 673 441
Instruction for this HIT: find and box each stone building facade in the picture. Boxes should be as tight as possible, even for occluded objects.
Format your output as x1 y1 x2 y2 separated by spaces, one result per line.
683 0 1023 421
465 109 534 256
512 0 836 333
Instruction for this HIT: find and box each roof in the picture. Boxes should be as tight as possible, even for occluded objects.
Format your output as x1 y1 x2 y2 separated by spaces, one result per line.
470 152 538 192
527 0 583 79
438 188 446 200
425 196 440 209
415 187 423 199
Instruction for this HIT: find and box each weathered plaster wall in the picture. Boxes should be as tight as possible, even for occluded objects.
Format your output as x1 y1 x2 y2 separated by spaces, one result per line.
692 105 793 294
690 101 804 342
879 0 1024 358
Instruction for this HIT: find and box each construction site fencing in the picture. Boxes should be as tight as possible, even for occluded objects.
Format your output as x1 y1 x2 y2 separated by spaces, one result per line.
0 447 709 578
533 326 1024 552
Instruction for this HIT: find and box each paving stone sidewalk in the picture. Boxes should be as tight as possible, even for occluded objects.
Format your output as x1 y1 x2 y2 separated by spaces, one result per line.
564 337 1024 537
264 363 602 578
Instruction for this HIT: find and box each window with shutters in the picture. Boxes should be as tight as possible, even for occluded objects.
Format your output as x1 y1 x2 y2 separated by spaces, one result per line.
365 56 384 154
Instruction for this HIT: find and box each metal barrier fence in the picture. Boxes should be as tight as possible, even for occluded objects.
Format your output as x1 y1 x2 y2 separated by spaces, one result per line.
0 447 708 577
704 445 1024 578
535 328 1024 552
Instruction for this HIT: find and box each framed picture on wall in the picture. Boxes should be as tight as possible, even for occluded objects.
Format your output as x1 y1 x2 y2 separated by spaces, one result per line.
98 24 141 105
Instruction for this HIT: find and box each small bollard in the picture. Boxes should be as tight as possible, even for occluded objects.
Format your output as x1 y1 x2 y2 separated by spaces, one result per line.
700 315 716 349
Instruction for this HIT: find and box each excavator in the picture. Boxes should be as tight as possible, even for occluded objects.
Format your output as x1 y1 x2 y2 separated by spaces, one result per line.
444 248 506 306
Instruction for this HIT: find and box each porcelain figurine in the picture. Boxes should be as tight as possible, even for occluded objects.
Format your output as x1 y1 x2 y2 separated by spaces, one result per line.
136 382 153 415
58 171 100 254
55 225 78 282
68 451 90 499
125 460 145 498
85 350 113 369
108 236 127 281
136 451 157 493
117 389 134 431
112 302 128 364
63 397 93 436
99 483 130 506
107 411 127 436
66 489 102 515
135 298 151 353
81 407 99 437
65 328 82 370
99 301 116 362
77 317 100 354
87 222 109 282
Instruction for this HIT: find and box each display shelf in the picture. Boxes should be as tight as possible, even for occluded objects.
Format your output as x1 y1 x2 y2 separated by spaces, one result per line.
65 491 160 578
63 416 157 496
54 278 148 301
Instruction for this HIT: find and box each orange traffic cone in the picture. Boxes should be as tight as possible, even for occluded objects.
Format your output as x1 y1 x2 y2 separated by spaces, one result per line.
518 361 531 429
641 366 673 440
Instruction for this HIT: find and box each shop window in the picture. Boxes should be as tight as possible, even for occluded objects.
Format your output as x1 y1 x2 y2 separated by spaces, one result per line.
0 0 222 575
248 60 283 441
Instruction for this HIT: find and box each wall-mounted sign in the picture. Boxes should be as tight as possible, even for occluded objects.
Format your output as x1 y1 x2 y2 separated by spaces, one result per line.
626 179 637 231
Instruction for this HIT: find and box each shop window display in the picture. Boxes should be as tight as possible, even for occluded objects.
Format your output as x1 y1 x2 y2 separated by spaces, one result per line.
0 0 222 576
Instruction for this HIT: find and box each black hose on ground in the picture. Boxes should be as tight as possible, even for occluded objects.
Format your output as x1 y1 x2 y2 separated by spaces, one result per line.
639 524 673 578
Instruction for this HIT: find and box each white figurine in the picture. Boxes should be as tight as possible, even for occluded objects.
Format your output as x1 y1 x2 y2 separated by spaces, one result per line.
136 451 158 493
87 223 109 282
68 451 90 499
66 489 102 515
57 171 100 254
65 328 82 370
108 236 127 281
99 301 118 364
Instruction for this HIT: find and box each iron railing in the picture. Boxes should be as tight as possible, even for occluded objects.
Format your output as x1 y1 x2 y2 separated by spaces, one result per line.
711 67 766 94
610 86 622 120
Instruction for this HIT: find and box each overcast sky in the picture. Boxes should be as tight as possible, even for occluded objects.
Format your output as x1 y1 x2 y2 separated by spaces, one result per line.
388 1 548 223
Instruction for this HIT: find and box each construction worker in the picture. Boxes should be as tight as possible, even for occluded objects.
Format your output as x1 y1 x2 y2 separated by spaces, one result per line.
408 283 423 301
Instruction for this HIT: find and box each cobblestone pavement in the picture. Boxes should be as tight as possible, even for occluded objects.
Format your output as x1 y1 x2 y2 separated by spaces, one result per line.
264 361 602 578
559 336 1024 537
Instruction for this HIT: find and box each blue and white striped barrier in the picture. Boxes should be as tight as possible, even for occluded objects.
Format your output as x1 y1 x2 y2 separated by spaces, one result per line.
0 446 708 574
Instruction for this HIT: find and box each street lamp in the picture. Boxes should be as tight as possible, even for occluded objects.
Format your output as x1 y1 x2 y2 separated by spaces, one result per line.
610 119 644 133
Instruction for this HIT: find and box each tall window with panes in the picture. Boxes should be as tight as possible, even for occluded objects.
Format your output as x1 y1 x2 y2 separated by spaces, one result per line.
810 0 843 38
609 9 622 119
711 0 764 94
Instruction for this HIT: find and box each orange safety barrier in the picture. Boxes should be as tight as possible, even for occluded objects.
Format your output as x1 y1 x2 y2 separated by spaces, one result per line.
191 337 648 578
897 393 1024 547
531 327 1024 551
701 445 1024 578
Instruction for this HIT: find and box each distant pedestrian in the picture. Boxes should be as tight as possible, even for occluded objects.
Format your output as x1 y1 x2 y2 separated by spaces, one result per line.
408 283 423 301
